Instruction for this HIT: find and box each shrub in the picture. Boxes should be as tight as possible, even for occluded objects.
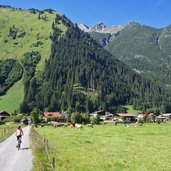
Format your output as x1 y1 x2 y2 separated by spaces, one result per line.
91 115 100 124
81 113 90 124
139 118 145 123
70 112 82 124
30 110 40 124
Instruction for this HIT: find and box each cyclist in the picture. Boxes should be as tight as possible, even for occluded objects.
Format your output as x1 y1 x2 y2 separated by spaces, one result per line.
16 126 24 144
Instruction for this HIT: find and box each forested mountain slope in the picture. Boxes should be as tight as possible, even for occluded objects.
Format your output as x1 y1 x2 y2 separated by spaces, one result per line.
21 15 171 114
89 22 171 85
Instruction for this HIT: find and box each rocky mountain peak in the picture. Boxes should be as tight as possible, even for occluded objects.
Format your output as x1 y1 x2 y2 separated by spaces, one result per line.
91 22 107 32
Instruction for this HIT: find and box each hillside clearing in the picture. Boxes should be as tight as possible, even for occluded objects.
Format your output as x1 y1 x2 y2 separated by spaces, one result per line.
0 79 24 113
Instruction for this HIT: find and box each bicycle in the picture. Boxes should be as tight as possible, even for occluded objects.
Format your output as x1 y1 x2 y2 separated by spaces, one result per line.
16 137 22 150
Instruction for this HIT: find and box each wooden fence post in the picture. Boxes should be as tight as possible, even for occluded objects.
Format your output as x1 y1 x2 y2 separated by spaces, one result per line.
51 157 55 171
46 139 49 153
45 139 49 160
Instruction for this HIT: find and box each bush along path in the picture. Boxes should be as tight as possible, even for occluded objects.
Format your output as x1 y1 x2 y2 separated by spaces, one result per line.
0 126 32 171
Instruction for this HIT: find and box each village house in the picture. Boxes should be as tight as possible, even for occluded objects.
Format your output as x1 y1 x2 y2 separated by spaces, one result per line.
44 112 64 122
157 113 171 122
0 111 10 121
161 113 171 119
114 113 136 123
90 110 114 121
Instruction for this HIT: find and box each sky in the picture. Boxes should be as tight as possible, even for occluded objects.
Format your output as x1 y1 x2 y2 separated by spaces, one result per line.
0 0 171 28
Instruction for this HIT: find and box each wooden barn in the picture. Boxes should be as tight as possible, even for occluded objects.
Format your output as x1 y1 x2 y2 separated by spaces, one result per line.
0 111 10 121
114 113 136 123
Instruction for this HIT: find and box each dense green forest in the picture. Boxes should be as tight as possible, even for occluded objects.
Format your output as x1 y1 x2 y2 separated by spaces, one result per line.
21 14 171 114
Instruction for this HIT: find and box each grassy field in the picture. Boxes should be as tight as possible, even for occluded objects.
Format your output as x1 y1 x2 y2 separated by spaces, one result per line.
0 124 17 142
34 123 171 171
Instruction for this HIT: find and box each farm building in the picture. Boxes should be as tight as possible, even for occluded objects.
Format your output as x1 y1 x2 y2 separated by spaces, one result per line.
0 111 10 121
114 113 136 122
44 112 64 121
161 114 171 118
157 114 171 122
90 110 114 121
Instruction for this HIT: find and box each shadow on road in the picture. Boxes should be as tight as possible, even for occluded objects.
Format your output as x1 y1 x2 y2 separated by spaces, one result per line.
21 147 31 150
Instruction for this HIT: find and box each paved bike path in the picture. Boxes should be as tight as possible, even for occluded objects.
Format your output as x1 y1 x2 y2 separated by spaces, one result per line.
0 126 32 171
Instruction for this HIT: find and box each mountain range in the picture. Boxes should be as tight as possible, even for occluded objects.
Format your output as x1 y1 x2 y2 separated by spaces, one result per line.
78 22 124 34
79 22 171 86
0 6 171 114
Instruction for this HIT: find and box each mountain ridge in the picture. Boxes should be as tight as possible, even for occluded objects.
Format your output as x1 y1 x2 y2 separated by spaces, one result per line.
78 22 124 34
88 21 171 86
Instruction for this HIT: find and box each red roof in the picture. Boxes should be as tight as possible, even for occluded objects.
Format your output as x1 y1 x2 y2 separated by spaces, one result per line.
116 113 135 117
44 112 63 118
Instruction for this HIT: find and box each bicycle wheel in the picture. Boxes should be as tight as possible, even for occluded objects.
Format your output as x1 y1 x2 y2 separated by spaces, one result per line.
17 139 21 150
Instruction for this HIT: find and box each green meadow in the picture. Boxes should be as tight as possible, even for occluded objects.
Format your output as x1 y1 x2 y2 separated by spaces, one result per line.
0 8 55 63
33 123 171 171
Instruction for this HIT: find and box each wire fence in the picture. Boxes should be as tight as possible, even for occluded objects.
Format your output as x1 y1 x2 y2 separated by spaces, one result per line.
30 126 56 171
1 128 10 136
0 127 16 142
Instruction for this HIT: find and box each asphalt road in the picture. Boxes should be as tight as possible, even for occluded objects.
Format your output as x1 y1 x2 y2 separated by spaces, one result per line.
0 126 32 171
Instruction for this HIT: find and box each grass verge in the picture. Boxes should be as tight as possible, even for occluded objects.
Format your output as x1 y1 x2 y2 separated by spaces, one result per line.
30 126 52 171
